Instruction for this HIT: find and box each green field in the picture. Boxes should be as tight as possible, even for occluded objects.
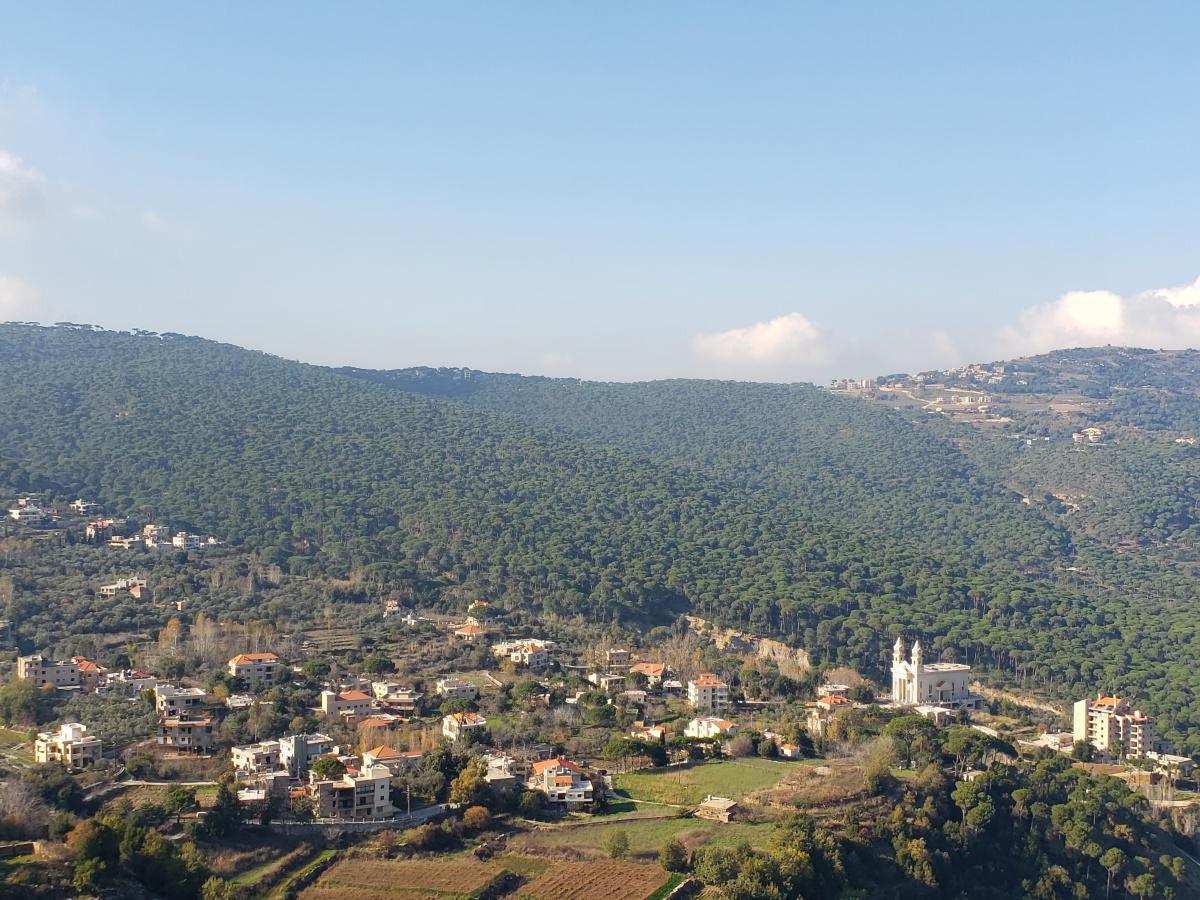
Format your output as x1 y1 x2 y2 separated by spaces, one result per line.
613 758 791 807
512 815 776 857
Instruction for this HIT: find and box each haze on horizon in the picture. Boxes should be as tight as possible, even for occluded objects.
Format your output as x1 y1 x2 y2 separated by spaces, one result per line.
2 3 1200 383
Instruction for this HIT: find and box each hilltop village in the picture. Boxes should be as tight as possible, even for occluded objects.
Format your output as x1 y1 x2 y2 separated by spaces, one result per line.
0 494 1196 899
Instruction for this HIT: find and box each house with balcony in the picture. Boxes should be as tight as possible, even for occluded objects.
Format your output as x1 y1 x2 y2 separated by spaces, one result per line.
232 740 282 775
158 714 215 752
687 674 730 711
307 764 394 820
279 733 336 777
17 654 80 690
442 711 487 742
684 717 739 739
227 652 281 685
320 689 374 718
528 758 594 810
155 683 211 716
435 676 479 701
35 723 103 769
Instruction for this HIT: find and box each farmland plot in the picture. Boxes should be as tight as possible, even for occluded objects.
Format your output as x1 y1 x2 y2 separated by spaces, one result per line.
299 857 505 899
522 861 671 900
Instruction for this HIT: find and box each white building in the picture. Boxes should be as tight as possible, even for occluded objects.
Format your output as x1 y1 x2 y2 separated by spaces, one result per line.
684 716 739 739
155 683 210 716
687 673 730 711
232 740 282 775
442 711 487 742
7 505 47 525
35 723 103 769
891 638 979 709
279 733 336 777
435 676 478 701
529 758 593 809
493 639 552 671
172 531 203 550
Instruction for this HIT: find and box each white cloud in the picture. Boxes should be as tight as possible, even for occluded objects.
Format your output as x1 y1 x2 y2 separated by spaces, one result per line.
141 209 163 229
0 150 45 225
1001 275 1200 355
0 276 42 320
692 312 831 367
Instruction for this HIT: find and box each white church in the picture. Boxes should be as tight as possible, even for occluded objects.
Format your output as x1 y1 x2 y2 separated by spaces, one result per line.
891 637 980 710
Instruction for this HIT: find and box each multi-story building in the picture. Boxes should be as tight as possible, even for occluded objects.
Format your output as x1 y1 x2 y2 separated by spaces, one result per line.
687 674 730 711
370 682 423 715
493 639 553 671
435 676 478 701
279 733 336 777
17 654 80 689
155 684 210 716
362 745 422 771
7 505 47 525
320 689 374 717
605 648 631 670
103 669 158 693
684 717 739 739
231 740 282 775
442 711 487 742
891 638 980 709
172 532 203 551
227 652 281 684
1073 695 1158 758
158 715 215 752
308 764 394 820
528 758 593 810
35 723 103 769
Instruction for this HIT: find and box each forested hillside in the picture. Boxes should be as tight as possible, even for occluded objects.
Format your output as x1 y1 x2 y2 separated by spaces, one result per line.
2 326 1198 752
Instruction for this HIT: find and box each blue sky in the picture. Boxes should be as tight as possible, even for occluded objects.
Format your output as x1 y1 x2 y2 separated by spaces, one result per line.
2 3 1199 381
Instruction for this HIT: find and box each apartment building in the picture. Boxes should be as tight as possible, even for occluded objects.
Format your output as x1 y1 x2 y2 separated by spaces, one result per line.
308 764 394 820
158 715 215 752
17 654 80 689
1073 695 1158 758
227 652 281 684
279 733 336 777
687 673 730 711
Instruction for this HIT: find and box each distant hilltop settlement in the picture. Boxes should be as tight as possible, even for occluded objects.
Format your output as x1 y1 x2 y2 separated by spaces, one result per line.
5 494 221 550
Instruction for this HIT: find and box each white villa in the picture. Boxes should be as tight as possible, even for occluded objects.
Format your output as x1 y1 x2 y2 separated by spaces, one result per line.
35 723 103 769
891 637 980 709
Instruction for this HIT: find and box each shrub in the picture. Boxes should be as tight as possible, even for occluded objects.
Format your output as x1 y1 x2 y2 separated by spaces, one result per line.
604 829 630 859
462 805 491 831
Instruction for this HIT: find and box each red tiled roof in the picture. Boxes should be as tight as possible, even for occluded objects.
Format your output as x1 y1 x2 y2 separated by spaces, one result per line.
532 757 581 775
230 653 279 664
337 690 371 702
365 745 403 759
